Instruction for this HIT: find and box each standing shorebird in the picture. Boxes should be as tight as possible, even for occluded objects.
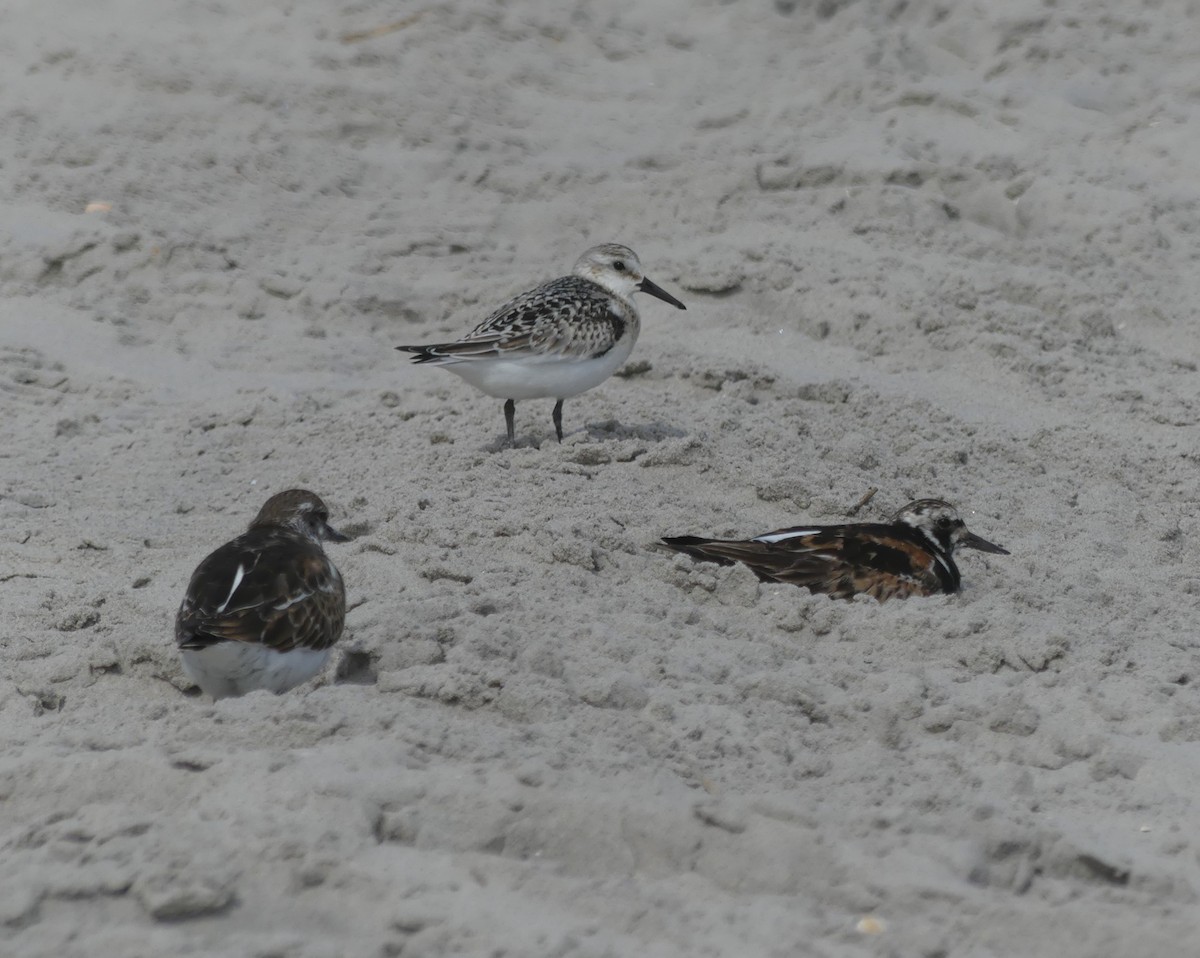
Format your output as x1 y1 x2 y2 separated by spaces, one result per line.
396 243 686 445
175 489 349 699
662 499 1009 601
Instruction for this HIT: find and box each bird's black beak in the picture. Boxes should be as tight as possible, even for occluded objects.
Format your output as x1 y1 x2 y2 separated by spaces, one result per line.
961 531 1009 555
638 277 686 310
321 522 351 544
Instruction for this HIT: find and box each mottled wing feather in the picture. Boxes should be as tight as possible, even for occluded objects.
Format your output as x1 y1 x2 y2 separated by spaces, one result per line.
760 553 936 600
468 282 579 337
257 554 346 652
176 533 345 653
399 277 628 363
849 570 932 601
664 525 945 601
663 536 861 592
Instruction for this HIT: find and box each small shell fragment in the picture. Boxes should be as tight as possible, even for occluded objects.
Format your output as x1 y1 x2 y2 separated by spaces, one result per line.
84 201 112 213
856 916 886 935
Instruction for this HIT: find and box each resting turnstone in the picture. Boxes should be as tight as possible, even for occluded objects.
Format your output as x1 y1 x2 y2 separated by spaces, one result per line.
396 243 686 445
662 499 1009 601
175 489 349 699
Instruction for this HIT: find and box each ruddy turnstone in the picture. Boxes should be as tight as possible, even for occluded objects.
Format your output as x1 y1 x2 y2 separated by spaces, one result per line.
662 499 1009 601
175 489 349 699
396 243 686 445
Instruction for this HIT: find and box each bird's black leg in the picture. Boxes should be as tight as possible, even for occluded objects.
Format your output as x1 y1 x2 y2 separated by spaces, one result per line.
552 400 564 443
504 399 516 446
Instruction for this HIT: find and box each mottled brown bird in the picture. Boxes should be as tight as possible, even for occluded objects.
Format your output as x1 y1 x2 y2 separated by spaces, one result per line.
176 489 349 699
663 499 1008 601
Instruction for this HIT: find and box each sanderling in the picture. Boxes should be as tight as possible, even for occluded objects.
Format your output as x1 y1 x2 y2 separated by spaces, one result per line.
175 489 349 699
663 499 1009 601
396 243 686 445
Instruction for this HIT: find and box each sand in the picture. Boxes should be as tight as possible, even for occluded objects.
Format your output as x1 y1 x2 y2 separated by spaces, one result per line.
4 0 1200 954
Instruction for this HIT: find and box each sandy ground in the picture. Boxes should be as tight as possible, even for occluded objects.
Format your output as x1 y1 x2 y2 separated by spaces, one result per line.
4 0 1200 955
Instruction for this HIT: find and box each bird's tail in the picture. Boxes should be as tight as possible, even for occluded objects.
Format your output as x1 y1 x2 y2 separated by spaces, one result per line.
660 536 739 567
395 344 447 365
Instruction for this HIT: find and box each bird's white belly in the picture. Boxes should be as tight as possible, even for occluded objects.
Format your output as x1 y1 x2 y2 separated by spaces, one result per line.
181 643 331 700
444 337 638 401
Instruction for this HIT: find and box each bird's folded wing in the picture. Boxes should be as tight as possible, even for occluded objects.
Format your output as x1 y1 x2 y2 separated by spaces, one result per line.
179 548 344 652
465 287 625 359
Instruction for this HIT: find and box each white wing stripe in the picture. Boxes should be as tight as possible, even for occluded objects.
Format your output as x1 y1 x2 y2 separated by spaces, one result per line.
216 564 246 614
274 591 314 611
754 529 820 544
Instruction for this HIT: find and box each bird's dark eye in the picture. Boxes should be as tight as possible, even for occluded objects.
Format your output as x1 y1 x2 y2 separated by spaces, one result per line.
612 260 627 272
936 516 952 529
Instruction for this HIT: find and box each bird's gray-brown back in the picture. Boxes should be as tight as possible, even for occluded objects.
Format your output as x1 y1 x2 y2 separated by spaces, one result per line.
462 275 635 360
